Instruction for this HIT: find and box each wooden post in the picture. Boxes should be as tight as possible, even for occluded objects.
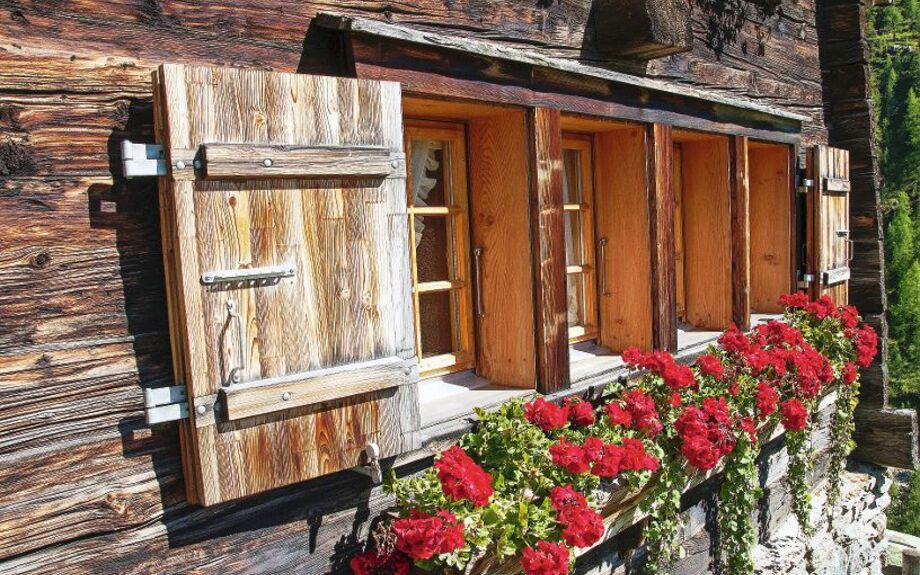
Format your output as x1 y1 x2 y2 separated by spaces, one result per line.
904 549 920 575
648 124 677 351
730 135 751 331
529 107 570 394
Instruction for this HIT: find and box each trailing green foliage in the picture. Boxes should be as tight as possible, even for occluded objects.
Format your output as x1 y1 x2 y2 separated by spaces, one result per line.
889 469 920 536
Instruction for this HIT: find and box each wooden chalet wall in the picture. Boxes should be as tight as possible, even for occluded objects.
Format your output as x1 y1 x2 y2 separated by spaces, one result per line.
0 0 880 573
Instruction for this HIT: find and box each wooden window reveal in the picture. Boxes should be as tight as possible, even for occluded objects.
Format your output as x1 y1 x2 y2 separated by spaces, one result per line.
405 121 475 377
561 135 598 342
154 64 420 506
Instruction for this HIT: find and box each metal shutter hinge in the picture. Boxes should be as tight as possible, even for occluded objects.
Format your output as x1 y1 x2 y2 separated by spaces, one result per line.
122 140 167 178
144 385 189 425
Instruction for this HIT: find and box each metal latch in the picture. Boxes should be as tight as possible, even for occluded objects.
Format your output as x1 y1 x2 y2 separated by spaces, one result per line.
122 140 167 178
144 385 189 424
352 442 383 484
797 273 815 290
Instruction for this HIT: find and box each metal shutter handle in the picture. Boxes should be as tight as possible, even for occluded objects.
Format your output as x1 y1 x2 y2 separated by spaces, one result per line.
473 247 485 317
599 237 609 296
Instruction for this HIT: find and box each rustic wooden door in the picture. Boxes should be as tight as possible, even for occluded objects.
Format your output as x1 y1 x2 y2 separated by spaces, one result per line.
154 64 419 506
807 145 850 305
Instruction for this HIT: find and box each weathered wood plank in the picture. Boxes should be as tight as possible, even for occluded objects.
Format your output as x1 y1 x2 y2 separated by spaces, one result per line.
222 357 414 421
201 144 405 180
648 124 677 351
852 408 919 470
529 108 569 394
730 135 751 330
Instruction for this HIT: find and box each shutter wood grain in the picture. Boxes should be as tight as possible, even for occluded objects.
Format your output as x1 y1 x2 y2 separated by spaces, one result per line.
807 145 850 305
154 64 419 506
221 356 416 421
200 144 406 179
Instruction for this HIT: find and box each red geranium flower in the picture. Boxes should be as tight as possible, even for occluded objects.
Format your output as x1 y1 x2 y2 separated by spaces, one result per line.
779 292 809 309
780 399 808 432
669 392 682 407
840 305 860 329
350 548 411 575
392 510 465 560
756 382 779 420
549 485 588 511
841 362 858 385
558 505 604 547
550 438 591 475
434 445 494 507
853 324 878 368
719 323 752 354
605 402 632 427
805 295 839 320
680 434 720 470
623 390 663 437
696 354 725 380
521 541 570 575
565 397 596 427
524 397 569 431
589 442 624 478
623 348 696 390
739 417 757 442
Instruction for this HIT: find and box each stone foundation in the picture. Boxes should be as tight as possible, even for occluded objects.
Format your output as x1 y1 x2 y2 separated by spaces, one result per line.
754 466 890 575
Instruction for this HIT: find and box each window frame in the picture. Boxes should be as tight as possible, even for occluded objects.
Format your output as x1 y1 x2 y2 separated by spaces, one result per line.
404 120 476 377
561 134 599 343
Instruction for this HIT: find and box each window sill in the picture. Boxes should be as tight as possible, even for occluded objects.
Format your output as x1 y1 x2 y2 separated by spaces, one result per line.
677 322 722 354
569 340 626 389
418 370 532 430
752 312 784 325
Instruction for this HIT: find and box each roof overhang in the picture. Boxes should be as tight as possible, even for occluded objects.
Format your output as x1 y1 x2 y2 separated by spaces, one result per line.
318 13 805 144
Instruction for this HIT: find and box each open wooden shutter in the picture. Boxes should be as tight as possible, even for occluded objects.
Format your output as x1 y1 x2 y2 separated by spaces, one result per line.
806 145 850 305
153 64 419 506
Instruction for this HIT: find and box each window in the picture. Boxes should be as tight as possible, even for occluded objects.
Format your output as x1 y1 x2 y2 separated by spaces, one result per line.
405 121 475 377
561 135 598 342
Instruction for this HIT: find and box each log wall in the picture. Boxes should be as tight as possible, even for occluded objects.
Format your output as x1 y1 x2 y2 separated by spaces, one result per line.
0 0 864 572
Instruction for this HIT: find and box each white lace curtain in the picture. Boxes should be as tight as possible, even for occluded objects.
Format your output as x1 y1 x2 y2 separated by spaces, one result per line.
411 139 442 249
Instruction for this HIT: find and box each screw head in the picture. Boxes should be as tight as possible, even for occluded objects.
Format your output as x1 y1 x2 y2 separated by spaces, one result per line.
390 160 399 169
263 158 273 167
282 391 292 401
175 160 186 170
196 404 207 415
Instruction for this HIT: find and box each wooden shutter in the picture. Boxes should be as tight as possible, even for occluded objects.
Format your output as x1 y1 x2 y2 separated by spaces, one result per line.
806 145 850 305
153 64 419 506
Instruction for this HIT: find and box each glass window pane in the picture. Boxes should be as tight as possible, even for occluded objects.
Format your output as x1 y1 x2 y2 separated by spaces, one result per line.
415 215 451 283
564 212 584 266
410 139 448 207
562 149 582 204
418 291 456 358
567 274 585 328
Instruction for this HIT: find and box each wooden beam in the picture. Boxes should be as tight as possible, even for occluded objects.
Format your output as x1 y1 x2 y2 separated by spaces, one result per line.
852 408 919 470
529 108 570 394
647 124 677 351
730 135 751 330
592 0 692 60
319 13 805 124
